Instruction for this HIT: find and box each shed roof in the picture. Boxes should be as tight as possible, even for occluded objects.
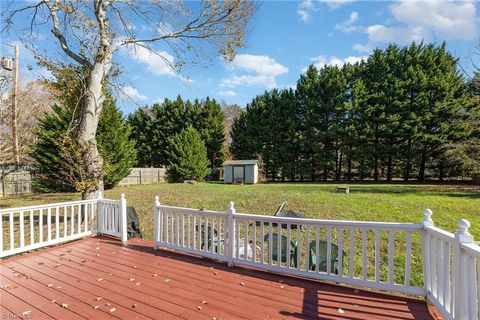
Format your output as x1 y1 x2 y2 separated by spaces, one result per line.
223 160 258 166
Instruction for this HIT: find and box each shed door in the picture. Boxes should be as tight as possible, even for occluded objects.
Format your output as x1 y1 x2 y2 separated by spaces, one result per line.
233 166 244 182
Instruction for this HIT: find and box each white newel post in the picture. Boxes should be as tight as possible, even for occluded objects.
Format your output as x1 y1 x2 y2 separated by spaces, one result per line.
120 194 128 244
153 196 160 250
422 209 434 295
97 192 103 234
227 201 235 267
452 219 474 320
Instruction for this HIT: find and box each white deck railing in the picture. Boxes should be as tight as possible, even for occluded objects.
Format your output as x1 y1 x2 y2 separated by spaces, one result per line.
0 193 127 258
153 198 480 320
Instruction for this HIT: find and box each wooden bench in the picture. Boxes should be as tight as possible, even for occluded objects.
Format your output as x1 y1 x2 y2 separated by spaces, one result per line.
336 187 350 194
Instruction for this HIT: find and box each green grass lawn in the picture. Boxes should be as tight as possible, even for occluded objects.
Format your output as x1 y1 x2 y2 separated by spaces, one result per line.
1 182 478 287
2 182 479 239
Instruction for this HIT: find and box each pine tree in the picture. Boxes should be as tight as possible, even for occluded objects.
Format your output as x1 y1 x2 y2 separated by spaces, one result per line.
98 100 137 188
165 126 210 181
31 66 136 192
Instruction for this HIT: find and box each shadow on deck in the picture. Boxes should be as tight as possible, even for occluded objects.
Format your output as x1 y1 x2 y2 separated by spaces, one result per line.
1 236 441 320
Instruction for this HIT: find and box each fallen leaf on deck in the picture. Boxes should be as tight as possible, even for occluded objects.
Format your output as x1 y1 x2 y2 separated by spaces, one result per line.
202 300 207 305
213 272 218 275
152 273 158 277
22 311 31 316
337 308 345 314
197 306 202 310
105 303 111 307
62 304 68 308
110 308 116 312
165 278 170 283
133 265 137 269
239 282 245 286
96 247 100 250
38 262 44 265
54 264 61 268
129 278 135 281
47 284 53 287
132 304 138 308
51 300 56 303
56 286 62 289
96 254 100 257
97 278 103 282
112 251 116 254
135 282 141 286
353 289 359 293
81 260 87 263
93 305 99 309
280 285 285 288
95 297 103 301
211 317 218 320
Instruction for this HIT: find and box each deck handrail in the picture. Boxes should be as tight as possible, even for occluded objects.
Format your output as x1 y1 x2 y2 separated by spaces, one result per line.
0 193 128 258
153 199 480 320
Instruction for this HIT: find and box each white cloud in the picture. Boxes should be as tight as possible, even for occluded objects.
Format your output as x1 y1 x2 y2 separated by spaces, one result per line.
303 55 367 72
297 10 311 23
218 90 237 97
353 43 372 54
354 0 478 52
319 0 355 10
335 11 359 33
124 44 176 77
297 0 317 22
391 0 477 40
221 54 288 89
121 86 147 101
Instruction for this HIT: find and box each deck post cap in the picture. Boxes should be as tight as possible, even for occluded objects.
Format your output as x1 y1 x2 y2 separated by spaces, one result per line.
229 201 235 211
457 219 471 233
422 209 433 226
121 193 126 200
455 219 474 243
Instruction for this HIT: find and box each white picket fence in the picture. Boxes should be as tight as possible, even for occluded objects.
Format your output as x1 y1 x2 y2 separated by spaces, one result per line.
0 193 127 258
153 198 480 320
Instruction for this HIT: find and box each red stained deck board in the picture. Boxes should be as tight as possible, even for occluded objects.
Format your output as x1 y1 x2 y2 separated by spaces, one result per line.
1 236 442 320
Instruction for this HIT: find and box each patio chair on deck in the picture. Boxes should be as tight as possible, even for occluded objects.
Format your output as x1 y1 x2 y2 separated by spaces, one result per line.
196 224 222 253
264 233 298 268
308 240 345 274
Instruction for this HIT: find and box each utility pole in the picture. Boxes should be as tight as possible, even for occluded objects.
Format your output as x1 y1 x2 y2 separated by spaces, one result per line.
11 45 19 170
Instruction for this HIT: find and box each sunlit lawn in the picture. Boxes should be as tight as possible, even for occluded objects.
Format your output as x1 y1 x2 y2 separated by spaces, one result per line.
2 182 479 239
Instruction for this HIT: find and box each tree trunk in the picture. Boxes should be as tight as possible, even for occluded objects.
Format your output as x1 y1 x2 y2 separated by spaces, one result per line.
360 159 365 181
78 57 112 199
404 139 411 181
418 154 426 182
347 158 352 181
374 156 379 182
439 163 444 182
386 157 393 183
336 152 343 181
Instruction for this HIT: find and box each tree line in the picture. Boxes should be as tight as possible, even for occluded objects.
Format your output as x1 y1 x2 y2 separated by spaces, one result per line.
127 96 225 180
231 42 480 182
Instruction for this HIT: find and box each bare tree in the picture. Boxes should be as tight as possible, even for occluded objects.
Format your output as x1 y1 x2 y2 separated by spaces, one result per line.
2 0 256 198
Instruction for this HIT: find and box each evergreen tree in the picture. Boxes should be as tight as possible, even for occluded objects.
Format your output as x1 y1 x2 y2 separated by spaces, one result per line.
97 100 137 188
127 107 157 167
165 126 210 181
31 66 136 192
189 97 226 170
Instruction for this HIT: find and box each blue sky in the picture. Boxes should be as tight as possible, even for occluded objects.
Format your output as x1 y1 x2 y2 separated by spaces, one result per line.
2 0 479 114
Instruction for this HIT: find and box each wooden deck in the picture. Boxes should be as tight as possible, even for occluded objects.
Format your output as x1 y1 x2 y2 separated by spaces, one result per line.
1 236 441 320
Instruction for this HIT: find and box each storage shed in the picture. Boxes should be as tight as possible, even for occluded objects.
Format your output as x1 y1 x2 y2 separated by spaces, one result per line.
223 160 258 184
